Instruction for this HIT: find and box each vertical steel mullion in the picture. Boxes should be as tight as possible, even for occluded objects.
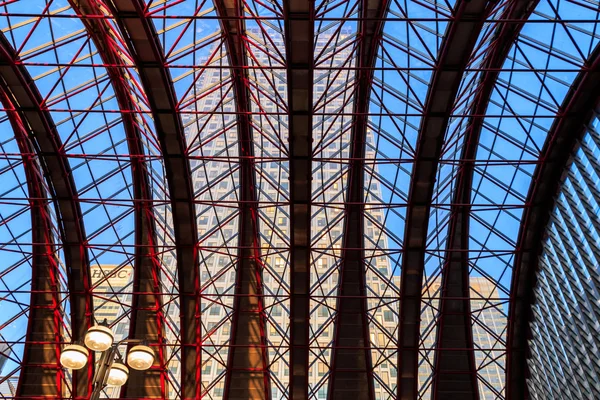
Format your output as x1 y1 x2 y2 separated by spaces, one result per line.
396 1 488 397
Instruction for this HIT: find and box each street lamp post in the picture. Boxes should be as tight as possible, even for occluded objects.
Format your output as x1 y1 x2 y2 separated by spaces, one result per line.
59 319 155 400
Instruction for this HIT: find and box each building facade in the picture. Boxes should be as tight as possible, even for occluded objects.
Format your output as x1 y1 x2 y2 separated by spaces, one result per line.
148 27 506 399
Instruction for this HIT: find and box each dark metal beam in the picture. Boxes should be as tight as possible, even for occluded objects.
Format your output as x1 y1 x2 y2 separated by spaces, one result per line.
212 1 270 398
107 1 200 398
327 0 389 398
397 2 488 398
431 1 535 398
0 89 63 398
0 32 93 398
507 42 600 400
67 1 169 397
283 0 313 398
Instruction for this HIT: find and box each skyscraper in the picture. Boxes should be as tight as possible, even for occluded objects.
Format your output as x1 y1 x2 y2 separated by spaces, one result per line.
150 27 507 399
0 343 11 374
0 376 17 397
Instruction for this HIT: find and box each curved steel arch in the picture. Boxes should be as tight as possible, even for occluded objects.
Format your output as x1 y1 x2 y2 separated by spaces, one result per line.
507 42 600 400
106 1 200 397
211 0 271 398
327 0 390 398
396 1 489 397
0 89 64 398
67 1 168 397
431 0 536 398
0 32 93 398
283 0 313 397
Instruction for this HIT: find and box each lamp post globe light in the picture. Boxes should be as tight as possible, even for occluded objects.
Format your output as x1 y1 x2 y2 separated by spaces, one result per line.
60 319 155 400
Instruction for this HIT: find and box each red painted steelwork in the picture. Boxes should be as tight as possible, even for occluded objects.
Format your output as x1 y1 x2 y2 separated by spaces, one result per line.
1 90 64 398
106 1 200 398
0 32 93 398
67 0 170 397
327 0 389 398
213 0 271 398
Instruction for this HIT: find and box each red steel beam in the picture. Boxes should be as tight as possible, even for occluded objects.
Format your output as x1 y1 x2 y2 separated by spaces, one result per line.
213 0 270 398
431 1 535 398
1 90 64 398
327 0 389 398
507 43 600 400
284 0 314 397
397 1 489 398
0 32 93 398
67 1 169 397
106 1 200 398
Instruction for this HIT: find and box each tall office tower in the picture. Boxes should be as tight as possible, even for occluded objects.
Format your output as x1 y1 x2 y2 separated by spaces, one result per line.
90 264 133 334
470 278 507 399
0 342 11 374
154 27 505 400
0 342 13 397
0 376 17 397
165 26 400 399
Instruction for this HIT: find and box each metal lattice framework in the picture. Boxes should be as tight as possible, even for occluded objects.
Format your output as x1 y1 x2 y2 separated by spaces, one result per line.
508 39 600 400
0 0 598 399
0 30 92 398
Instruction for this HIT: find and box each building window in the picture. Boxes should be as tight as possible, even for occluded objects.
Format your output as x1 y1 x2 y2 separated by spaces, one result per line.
384 310 394 322
318 363 326 376
318 387 326 399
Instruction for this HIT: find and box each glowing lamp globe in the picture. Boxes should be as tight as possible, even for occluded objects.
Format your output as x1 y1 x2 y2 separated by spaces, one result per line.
60 344 89 370
84 324 114 352
127 345 155 370
107 362 129 386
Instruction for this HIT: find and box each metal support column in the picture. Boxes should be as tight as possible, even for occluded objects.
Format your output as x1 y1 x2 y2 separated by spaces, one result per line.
283 0 314 397
508 43 600 400
397 1 488 397
108 1 200 397
327 0 389 398
431 1 535 398
0 33 93 398
213 0 271 398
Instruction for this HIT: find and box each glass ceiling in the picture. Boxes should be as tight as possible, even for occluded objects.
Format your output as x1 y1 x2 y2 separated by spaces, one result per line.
0 0 598 399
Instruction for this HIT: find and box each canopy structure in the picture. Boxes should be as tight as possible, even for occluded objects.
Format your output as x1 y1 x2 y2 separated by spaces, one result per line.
0 0 598 399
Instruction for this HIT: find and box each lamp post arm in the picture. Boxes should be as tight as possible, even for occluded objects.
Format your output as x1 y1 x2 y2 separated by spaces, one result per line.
116 338 143 346
90 346 117 400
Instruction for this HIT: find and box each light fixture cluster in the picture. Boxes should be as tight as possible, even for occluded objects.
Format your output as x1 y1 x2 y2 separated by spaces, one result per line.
60 320 154 389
